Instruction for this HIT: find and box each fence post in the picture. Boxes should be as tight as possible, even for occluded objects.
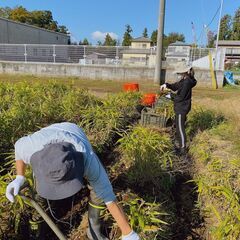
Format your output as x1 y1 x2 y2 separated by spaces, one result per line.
53 45 56 63
83 46 86 65
115 46 119 65
24 44 27 63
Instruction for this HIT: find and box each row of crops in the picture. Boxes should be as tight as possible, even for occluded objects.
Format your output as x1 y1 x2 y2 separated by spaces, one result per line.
0 81 178 240
1 80 238 240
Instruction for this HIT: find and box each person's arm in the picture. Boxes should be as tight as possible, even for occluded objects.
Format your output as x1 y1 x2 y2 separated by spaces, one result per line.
6 160 26 203
166 81 181 91
16 159 26 176
85 153 139 238
106 201 132 235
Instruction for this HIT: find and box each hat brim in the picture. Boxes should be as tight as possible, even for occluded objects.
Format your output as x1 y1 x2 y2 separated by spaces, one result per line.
173 66 191 74
36 175 83 200
35 151 84 200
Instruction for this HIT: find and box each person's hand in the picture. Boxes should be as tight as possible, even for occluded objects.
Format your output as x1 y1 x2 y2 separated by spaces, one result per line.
165 93 171 99
122 231 140 240
6 175 25 203
160 84 167 91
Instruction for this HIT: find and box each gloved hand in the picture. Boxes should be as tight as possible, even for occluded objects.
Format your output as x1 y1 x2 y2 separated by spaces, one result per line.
122 230 140 240
6 175 25 203
165 93 171 99
160 83 167 91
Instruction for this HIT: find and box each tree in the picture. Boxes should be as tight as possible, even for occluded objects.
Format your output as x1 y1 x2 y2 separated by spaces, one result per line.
97 41 102 46
151 30 158 46
103 33 117 46
142 28 148 38
79 38 90 45
0 7 11 18
9 6 31 23
232 7 240 40
207 30 216 48
4 6 68 34
163 32 185 47
58 25 68 34
122 24 133 46
219 14 232 40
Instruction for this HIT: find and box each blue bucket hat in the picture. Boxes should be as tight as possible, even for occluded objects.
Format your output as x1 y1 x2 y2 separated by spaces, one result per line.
30 142 84 200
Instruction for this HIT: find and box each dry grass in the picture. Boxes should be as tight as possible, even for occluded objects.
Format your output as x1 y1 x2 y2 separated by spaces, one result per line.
193 88 240 130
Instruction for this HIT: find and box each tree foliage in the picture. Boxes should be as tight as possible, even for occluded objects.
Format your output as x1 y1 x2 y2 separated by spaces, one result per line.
207 30 216 48
232 7 240 40
103 33 117 46
79 38 90 45
151 30 158 46
218 8 240 41
219 14 232 40
163 32 185 47
142 27 148 38
122 24 133 46
0 6 68 33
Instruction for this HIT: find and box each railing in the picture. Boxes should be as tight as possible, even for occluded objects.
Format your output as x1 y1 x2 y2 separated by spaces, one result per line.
0 44 225 69
0 44 159 66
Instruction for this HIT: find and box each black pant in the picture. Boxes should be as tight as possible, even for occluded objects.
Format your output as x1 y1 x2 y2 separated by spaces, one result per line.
175 113 187 149
31 186 105 239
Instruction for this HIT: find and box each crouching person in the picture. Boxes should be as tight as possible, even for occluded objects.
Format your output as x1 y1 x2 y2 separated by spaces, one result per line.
6 122 140 240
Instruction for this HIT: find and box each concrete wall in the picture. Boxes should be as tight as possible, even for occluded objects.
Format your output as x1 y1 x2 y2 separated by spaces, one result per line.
0 17 69 45
0 61 224 87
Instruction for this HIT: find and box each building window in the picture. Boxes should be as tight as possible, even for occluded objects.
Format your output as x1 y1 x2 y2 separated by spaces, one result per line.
142 44 147 49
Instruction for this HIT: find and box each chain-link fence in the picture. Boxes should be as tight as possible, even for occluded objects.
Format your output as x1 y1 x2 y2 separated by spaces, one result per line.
0 44 159 66
0 44 226 69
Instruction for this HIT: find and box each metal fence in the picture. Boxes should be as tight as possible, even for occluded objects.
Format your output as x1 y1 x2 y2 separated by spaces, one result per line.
189 47 213 62
0 44 159 66
0 44 223 68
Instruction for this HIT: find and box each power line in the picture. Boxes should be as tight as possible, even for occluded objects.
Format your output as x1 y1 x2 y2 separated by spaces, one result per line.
206 4 221 28
196 3 221 44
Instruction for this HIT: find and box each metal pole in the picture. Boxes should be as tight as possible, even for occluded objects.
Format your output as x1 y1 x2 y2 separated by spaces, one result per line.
21 196 67 240
24 44 27 63
53 45 56 63
154 0 166 84
215 0 224 69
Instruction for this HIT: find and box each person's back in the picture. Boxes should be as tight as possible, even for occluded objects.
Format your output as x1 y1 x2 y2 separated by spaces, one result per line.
172 76 197 115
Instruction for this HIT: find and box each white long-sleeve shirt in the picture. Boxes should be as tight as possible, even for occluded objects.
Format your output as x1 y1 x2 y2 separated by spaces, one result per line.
14 122 116 203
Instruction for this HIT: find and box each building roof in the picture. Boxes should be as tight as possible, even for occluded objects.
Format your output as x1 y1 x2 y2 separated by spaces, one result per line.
0 17 69 37
131 37 152 43
169 41 191 46
218 40 240 47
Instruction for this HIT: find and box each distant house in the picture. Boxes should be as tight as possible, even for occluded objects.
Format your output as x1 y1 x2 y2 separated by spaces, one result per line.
0 17 70 45
122 37 155 66
165 41 191 63
218 40 240 63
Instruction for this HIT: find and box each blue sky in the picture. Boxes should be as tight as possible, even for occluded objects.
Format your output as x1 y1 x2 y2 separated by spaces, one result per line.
1 0 239 45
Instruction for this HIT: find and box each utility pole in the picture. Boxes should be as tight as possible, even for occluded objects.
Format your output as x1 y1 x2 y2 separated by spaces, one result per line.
215 0 224 68
154 0 166 84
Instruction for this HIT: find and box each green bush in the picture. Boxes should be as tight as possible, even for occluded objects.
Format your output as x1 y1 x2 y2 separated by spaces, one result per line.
186 108 224 137
118 125 173 188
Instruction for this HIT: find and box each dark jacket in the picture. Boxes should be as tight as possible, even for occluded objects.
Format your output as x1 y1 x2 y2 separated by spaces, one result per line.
166 77 197 115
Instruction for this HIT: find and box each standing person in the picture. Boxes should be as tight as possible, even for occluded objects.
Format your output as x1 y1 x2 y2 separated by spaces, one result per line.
160 66 197 155
5 122 140 240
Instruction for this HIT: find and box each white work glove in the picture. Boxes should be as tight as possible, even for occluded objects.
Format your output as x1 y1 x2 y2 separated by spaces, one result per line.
165 93 171 99
160 83 167 91
6 175 25 203
122 231 140 240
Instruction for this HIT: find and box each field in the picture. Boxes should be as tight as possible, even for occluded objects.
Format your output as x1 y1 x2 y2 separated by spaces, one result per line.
0 73 239 240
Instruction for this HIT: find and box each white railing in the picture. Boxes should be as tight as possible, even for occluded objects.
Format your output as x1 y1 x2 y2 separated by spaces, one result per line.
0 44 159 66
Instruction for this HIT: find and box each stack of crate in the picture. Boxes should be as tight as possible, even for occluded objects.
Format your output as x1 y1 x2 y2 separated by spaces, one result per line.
140 95 172 128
